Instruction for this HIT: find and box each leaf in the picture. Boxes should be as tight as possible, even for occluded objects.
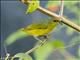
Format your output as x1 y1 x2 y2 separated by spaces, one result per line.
11 53 33 60
34 42 54 60
34 40 65 60
4 29 28 46
51 40 65 49
22 20 58 36
26 0 40 14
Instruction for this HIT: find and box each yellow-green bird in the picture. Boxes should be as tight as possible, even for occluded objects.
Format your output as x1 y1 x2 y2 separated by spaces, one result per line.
22 20 59 36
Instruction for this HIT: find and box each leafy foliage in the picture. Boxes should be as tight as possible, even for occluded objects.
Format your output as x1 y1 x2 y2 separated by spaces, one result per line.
4 29 28 46
34 40 65 60
26 0 40 14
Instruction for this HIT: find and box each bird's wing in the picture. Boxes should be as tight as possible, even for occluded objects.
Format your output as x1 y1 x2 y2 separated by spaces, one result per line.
26 24 48 30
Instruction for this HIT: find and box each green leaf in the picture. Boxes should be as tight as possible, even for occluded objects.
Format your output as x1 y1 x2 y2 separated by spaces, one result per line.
51 40 65 49
34 40 65 60
11 53 33 60
26 0 40 14
34 42 54 60
4 29 28 46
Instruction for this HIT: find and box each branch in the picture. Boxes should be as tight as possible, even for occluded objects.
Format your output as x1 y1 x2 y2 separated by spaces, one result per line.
20 0 80 32
25 39 47 54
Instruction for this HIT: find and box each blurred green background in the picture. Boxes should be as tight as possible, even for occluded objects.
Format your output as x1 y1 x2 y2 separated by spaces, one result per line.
1 0 80 60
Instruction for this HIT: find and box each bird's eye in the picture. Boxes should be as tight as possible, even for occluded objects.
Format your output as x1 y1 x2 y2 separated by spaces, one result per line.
38 28 42 29
53 20 59 22
43 35 47 39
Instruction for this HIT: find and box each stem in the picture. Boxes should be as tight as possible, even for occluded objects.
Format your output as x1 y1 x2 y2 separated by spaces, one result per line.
20 0 80 32
25 44 41 54
59 0 64 17
3 44 10 60
4 44 8 55
5 53 10 60
25 39 47 54
38 6 80 32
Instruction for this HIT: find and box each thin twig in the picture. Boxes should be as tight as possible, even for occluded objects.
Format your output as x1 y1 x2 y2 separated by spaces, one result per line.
25 39 47 54
25 44 41 54
38 6 80 32
5 53 10 60
3 44 10 60
59 0 64 16
3 44 8 55
20 0 80 32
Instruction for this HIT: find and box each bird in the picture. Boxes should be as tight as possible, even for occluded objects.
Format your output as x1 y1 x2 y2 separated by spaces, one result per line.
22 20 59 37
